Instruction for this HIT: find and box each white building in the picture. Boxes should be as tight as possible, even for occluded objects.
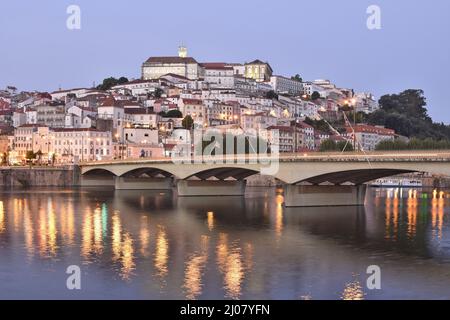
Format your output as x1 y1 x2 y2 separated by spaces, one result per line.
51 128 112 162
123 127 159 145
111 79 160 96
124 108 158 128
142 51 204 80
240 112 278 131
346 124 395 151
201 63 235 88
270 76 303 95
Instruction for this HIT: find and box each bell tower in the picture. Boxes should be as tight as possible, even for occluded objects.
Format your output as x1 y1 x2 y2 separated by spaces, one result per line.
178 44 187 58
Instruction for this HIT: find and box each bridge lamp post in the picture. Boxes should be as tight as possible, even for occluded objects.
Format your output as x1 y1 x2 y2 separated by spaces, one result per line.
350 98 357 151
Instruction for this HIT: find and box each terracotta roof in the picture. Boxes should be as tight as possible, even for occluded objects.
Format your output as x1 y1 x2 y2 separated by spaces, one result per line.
144 56 197 64
100 96 121 107
267 125 294 132
160 73 190 81
124 108 155 115
200 62 233 70
112 79 158 86
182 98 203 105
346 124 395 135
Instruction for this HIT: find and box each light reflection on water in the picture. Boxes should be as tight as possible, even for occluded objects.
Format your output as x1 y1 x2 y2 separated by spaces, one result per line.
0 187 450 299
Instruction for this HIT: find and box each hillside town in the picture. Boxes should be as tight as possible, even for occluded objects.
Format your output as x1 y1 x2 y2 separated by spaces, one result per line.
0 46 395 165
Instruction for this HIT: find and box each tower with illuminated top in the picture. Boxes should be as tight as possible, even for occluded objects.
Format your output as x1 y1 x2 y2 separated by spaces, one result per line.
178 45 187 58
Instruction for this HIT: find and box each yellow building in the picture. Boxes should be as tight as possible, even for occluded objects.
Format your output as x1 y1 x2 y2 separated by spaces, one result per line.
244 59 273 82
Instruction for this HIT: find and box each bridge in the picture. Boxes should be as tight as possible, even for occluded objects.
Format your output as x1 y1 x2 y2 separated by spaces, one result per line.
80 151 450 207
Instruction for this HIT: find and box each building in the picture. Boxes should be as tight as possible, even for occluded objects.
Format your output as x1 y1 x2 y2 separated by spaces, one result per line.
244 59 273 82
34 104 66 128
294 121 315 150
51 128 112 163
354 93 379 114
97 96 126 129
266 126 296 153
124 108 158 128
201 63 235 88
12 125 52 162
240 112 277 131
346 124 395 151
123 127 159 145
179 98 206 126
270 76 303 95
111 79 160 96
207 101 241 126
126 143 164 159
142 49 204 80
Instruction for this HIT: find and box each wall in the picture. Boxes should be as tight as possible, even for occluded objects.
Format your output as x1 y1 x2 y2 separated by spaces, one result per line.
0 166 80 187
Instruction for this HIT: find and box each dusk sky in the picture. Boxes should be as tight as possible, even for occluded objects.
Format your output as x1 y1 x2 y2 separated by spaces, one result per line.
1 0 449 122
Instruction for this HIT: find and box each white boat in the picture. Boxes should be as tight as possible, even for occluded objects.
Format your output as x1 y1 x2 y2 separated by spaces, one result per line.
370 178 423 188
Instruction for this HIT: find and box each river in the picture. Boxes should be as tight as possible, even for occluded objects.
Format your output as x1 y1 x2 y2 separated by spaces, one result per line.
0 187 449 299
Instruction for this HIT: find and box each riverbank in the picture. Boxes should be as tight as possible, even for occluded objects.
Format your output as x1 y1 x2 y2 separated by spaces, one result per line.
0 166 80 187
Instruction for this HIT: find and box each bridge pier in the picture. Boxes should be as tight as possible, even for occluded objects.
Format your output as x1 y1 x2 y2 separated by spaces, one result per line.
284 184 367 207
177 180 246 196
115 177 173 190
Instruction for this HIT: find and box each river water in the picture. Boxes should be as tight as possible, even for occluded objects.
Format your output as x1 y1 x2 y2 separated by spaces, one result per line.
0 187 449 300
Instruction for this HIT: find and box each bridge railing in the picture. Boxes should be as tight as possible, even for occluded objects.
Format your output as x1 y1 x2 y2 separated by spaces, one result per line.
79 150 450 166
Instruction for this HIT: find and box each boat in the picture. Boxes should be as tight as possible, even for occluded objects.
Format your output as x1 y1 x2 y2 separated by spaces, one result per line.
370 178 423 188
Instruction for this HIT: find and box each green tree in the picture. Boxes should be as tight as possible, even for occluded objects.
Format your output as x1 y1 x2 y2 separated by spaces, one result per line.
375 138 450 151
366 89 450 139
311 91 321 100
265 90 278 100
25 150 36 165
96 76 129 91
319 139 337 152
336 140 354 152
182 115 194 130
304 117 332 134
154 88 164 98
165 109 183 118
291 74 302 82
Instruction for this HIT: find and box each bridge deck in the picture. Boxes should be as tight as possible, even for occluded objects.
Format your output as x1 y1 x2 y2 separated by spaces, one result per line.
81 151 450 166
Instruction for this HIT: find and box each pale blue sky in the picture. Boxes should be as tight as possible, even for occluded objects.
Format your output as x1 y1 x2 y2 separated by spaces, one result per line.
0 0 449 122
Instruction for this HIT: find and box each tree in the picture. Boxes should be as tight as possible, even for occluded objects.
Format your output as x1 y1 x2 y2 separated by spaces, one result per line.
0 151 7 165
96 76 129 91
6 86 17 94
319 139 337 152
265 90 278 100
304 117 332 135
35 150 43 165
375 138 450 151
25 150 36 165
336 141 354 152
117 77 128 84
291 74 302 82
366 89 450 140
311 91 321 101
164 109 183 118
154 88 163 98
182 115 194 130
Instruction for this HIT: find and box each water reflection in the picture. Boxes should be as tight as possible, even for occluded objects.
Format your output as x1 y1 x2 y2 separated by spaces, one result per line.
341 277 365 300
184 235 209 300
0 187 449 299
154 226 169 281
